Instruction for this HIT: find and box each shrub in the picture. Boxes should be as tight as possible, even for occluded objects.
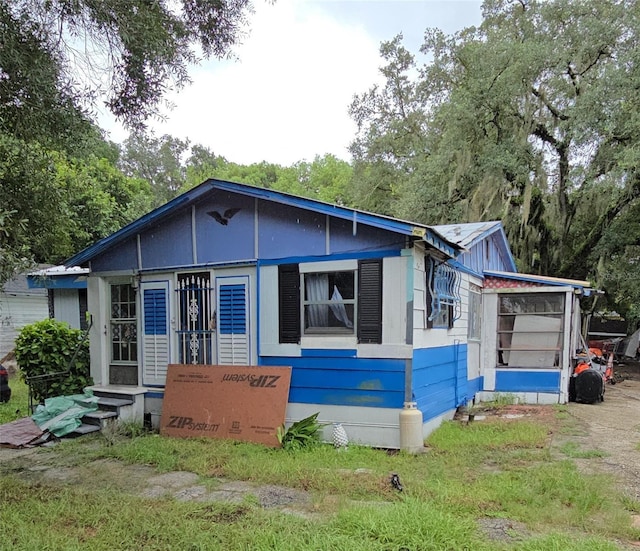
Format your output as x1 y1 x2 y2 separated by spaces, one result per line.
14 319 92 403
277 412 323 451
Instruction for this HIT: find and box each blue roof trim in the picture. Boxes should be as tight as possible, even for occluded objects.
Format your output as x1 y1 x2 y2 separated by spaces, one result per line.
448 259 484 279
64 179 460 266
259 248 402 266
27 274 88 289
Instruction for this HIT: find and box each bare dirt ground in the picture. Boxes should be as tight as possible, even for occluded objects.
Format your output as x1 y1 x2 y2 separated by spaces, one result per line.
562 360 640 502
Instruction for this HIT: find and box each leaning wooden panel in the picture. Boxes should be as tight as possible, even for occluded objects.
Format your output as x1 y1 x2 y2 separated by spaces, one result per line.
160 364 292 447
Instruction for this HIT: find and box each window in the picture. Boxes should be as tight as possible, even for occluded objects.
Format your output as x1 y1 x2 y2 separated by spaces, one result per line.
426 257 460 329
468 285 481 340
497 293 564 369
303 271 355 335
278 259 382 344
110 283 137 363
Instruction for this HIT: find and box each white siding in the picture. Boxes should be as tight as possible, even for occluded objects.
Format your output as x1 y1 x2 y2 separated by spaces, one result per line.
0 294 49 358
53 289 81 329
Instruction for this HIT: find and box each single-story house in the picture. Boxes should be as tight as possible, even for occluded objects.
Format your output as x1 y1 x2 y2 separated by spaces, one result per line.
63 179 592 448
0 271 49 360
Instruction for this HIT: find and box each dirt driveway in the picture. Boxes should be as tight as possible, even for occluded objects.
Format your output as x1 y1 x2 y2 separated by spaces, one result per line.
562 362 640 501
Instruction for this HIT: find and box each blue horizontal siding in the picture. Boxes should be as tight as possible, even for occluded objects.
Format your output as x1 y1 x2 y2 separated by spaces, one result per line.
467 376 484 397
412 344 468 421
260 355 405 408
494 370 561 393
301 349 357 358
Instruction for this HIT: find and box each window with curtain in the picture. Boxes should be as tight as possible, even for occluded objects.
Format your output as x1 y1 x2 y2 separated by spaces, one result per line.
303 271 355 335
278 259 383 343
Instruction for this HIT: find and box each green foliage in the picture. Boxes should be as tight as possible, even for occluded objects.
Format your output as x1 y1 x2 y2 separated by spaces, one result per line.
349 0 640 309
0 132 154 277
2 1 254 131
276 412 323 451
14 319 92 403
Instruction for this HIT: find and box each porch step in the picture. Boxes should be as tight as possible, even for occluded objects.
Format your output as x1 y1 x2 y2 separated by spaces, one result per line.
62 386 147 438
95 396 134 411
82 409 118 427
66 423 102 437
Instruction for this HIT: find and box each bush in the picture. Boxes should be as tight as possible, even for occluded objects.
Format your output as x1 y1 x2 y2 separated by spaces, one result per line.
277 412 323 451
15 319 92 403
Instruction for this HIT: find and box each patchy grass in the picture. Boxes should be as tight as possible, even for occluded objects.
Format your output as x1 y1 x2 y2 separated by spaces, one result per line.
0 371 29 425
1 411 638 550
560 441 608 459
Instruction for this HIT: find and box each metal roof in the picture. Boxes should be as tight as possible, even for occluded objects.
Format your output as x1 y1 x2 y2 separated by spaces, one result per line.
434 221 518 272
65 179 462 266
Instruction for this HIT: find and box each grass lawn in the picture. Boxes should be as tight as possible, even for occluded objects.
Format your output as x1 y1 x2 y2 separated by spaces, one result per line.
1 384 639 550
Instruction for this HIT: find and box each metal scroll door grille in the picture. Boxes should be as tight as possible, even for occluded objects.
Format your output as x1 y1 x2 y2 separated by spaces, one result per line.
176 273 215 365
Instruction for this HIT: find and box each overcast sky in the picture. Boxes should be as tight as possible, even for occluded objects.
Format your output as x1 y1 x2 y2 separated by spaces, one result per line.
101 0 483 166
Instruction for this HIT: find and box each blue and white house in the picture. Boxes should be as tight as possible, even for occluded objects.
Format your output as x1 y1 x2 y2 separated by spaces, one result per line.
64 180 590 448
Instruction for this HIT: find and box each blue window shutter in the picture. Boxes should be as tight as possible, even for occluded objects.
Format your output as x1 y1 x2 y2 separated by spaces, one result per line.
219 284 246 334
144 289 167 335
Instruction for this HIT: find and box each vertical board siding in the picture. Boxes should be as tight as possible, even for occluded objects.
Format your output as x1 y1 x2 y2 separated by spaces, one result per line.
412 344 468 421
260 354 405 408
0 295 49 359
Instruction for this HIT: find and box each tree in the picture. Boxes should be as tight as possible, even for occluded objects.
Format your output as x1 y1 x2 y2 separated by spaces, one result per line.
4 0 255 130
119 133 190 206
350 0 640 288
0 132 154 283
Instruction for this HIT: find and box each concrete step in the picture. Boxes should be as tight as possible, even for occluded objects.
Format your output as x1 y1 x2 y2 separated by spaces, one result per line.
96 396 134 411
66 423 101 437
82 409 118 427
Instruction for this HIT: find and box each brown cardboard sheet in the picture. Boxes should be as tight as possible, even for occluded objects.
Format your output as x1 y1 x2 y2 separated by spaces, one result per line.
160 365 291 447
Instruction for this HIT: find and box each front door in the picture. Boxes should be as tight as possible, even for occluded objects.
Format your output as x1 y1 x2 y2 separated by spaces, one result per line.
176 272 216 365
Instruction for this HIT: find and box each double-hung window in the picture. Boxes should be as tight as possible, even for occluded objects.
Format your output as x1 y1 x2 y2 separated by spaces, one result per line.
278 258 382 344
